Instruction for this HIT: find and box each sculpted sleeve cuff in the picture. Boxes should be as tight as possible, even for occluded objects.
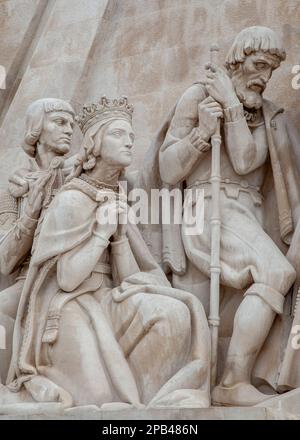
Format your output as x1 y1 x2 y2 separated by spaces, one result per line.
176 133 202 161
16 213 38 237
0 213 37 275
224 103 244 123
110 237 129 252
111 236 140 280
159 126 211 185
92 229 110 248
189 128 210 152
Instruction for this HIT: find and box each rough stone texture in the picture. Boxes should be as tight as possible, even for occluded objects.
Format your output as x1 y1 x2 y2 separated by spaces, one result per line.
256 388 300 415
0 404 299 420
0 0 300 420
0 406 283 420
0 97 211 411
0 0 300 184
0 0 46 123
0 0 109 186
0 405 299 420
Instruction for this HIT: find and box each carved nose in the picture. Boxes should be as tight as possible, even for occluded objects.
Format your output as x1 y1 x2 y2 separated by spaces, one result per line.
261 71 271 83
64 124 73 135
126 139 133 149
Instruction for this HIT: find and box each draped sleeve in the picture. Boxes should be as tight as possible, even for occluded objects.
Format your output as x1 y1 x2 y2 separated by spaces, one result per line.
31 189 97 266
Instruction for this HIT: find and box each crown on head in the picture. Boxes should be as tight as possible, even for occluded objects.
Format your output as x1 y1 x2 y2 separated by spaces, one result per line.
75 96 134 134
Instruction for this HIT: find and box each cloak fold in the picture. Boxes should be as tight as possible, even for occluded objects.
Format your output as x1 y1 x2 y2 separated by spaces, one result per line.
6 178 211 408
138 85 300 391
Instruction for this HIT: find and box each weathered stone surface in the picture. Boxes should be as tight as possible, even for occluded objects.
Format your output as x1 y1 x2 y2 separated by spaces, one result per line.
256 388 300 416
0 95 211 411
0 0 300 420
0 0 300 182
0 406 272 421
0 405 299 420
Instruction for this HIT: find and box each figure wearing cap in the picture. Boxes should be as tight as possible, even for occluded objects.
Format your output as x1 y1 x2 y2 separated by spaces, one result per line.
140 26 300 406
0 96 211 411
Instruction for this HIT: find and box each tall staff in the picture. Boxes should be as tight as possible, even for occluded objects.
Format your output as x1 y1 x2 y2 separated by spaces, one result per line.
208 45 222 387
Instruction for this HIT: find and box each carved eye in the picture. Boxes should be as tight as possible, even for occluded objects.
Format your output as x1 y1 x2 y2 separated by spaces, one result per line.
55 119 65 125
111 130 122 137
255 62 268 70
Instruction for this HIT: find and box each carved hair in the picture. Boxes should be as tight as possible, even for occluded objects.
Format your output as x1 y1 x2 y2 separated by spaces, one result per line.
22 98 75 157
225 26 286 71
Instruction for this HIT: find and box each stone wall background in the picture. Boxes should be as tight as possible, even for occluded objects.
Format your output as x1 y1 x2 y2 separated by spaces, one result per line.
0 0 299 187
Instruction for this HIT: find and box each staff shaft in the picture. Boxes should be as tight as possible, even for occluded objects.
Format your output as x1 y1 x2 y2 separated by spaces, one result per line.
208 45 221 387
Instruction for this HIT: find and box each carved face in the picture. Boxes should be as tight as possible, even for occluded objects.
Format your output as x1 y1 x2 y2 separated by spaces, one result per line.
231 51 279 109
99 119 135 168
39 111 74 155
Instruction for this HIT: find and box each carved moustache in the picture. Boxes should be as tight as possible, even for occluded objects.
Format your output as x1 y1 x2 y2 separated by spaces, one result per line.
246 79 266 94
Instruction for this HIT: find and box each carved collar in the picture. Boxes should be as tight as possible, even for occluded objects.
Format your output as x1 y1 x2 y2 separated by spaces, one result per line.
79 173 119 192
63 177 119 204
243 108 265 127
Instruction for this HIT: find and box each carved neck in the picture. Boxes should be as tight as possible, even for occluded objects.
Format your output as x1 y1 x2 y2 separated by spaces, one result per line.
84 160 122 186
35 143 61 170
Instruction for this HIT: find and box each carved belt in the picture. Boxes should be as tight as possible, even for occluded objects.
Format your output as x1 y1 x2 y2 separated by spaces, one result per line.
187 179 263 206
42 262 111 344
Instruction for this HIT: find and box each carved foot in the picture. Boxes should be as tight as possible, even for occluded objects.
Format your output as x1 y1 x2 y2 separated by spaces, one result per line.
24 376 73 408
212 383 274 407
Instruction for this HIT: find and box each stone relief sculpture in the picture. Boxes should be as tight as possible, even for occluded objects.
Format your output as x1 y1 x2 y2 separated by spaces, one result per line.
0 22 299 418
0 98 75 385
139 26 300 406
0 97 211 411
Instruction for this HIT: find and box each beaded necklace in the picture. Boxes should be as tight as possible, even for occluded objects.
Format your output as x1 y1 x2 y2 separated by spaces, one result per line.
79 173 119 193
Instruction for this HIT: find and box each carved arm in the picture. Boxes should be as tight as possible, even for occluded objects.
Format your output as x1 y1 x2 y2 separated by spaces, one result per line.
111 237 140 283
224 103 268 175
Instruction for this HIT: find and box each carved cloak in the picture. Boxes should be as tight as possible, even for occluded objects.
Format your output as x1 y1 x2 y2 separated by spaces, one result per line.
5 177 211 408
137 83 300 391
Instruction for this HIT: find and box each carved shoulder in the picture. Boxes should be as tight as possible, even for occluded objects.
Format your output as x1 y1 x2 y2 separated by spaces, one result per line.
172 84 208 128
50 188 96 225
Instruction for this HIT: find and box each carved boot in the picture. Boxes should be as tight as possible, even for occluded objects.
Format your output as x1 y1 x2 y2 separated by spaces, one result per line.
212 382 272 407
212 295 277 406
24 375 73 408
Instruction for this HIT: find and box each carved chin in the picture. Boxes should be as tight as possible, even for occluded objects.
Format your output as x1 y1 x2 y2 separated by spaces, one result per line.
119 152 132 167
120 158 132 168
237 89 263 110
55 144 70 154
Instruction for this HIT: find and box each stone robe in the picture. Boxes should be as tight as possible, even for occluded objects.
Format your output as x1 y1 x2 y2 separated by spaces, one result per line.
138 82 300 391
0 156 71 384
2 176 210 410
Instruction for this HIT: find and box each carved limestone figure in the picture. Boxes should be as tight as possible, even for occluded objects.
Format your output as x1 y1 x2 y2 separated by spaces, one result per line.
139 26 300 406
0 97 210 411
0 98 75 384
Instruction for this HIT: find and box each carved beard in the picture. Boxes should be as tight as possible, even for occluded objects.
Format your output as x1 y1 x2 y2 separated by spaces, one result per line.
231 68 265 110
